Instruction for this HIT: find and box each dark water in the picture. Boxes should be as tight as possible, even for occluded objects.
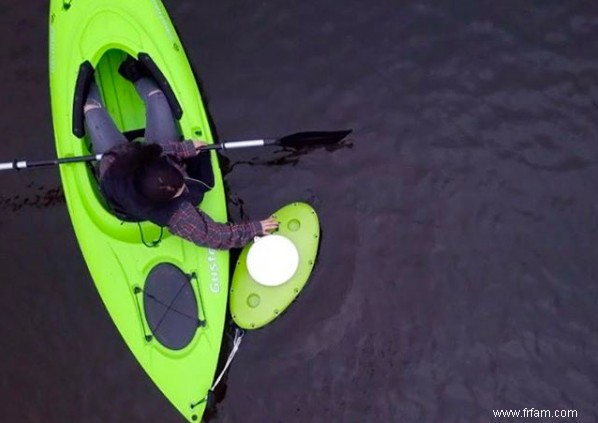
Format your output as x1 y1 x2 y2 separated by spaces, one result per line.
1 1 598 422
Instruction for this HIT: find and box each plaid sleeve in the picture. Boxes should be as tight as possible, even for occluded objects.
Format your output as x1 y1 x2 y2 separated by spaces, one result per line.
160 140 197 159
167 201 262 249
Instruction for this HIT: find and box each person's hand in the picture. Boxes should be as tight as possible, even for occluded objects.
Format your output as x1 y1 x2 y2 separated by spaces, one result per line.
260 216 279 234
192 140 208 151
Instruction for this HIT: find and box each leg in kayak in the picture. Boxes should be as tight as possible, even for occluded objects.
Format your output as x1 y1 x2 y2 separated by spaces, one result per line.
118 55 179 145
135 77 180 145
83 83 128 154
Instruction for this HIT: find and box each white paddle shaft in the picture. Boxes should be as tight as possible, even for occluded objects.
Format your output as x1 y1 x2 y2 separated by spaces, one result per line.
221 140 265 149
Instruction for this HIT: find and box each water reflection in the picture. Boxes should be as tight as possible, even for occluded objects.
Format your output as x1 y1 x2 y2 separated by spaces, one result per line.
220 139 354 175
0 182 65 212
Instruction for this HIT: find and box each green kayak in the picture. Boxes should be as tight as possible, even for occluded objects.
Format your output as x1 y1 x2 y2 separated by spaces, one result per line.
49 0 227 421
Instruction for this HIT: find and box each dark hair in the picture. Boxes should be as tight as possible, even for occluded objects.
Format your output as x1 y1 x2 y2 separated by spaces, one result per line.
131 144 184 204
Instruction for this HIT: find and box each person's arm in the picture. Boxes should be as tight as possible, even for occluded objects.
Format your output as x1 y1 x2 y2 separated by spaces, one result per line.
98 153 116 178
167 201 265 249
160 140 201 160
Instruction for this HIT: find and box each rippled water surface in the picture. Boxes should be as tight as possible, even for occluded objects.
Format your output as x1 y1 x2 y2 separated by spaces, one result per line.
1 1 598 422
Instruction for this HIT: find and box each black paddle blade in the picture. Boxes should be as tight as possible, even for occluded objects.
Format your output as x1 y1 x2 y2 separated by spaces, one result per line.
276 130 352 148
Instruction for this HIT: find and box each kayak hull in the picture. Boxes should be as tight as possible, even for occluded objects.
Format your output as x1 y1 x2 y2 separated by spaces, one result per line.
49 1 227 421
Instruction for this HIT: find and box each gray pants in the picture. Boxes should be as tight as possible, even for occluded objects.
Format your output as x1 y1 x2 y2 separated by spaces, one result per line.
84 78 178 153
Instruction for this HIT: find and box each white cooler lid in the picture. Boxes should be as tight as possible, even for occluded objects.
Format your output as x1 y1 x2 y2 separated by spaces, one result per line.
246 234 299 286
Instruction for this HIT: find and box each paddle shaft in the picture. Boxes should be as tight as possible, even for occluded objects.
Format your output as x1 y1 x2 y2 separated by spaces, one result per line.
0 154 103 171
0 140 273 171
200 139 275 151
0 130 351 171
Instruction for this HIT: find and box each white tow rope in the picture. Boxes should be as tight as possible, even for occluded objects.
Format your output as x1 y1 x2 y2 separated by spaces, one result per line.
192 328 244 409
211 328 244 390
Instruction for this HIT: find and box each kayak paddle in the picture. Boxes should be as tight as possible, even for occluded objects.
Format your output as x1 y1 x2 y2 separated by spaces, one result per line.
0 130 352 171
199 130 352 151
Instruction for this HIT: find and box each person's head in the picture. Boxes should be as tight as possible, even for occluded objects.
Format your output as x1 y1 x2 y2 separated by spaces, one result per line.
131 144 186 204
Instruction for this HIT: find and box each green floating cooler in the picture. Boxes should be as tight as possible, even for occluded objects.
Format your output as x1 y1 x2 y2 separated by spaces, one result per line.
230 202 320 329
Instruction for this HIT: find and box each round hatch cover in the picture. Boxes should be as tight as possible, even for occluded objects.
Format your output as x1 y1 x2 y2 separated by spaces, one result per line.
143 263 199 350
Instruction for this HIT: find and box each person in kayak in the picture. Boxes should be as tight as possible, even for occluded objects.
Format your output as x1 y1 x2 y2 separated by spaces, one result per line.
83 56 278 249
